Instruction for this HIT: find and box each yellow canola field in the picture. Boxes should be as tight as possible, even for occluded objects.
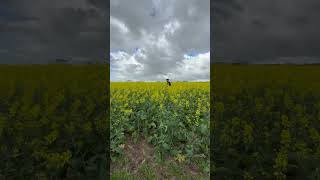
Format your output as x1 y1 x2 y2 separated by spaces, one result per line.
110 82 210 171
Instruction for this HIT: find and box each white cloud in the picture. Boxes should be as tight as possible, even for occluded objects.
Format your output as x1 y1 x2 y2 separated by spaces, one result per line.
110 16 129 34
111 50 209 82
110 0 210 81
175 52 210 81
110 50 144 81
164 20 181 35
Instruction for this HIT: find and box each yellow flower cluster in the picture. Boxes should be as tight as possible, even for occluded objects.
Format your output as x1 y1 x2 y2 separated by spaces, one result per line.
110 81 210 164
111 82 209 127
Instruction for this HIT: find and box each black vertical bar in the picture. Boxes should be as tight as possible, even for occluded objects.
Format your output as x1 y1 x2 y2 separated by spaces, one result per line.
106 0 110 178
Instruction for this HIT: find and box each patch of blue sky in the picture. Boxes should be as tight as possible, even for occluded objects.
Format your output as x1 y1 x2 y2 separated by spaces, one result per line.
183 52 199 59
184 51 210 59
133 47 141 53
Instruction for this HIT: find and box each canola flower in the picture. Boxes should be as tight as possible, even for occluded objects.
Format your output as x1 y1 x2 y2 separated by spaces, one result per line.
110 82 209 169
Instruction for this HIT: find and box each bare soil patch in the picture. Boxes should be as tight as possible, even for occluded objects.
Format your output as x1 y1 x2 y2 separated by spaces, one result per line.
111 137 208 179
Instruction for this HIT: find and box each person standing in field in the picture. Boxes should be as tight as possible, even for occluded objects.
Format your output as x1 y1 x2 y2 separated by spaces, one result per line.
166 79 171 86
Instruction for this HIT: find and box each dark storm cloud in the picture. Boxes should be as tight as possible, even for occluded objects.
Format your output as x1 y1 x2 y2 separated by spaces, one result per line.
212 0 320 63
0 0 107 64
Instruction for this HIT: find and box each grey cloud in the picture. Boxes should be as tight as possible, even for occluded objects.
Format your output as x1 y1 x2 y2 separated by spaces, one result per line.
213 0 320 63
0 0 107 64
111 0 210 81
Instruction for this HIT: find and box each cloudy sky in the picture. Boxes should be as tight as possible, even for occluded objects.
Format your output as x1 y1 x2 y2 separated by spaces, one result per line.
110 0 210 81
0 0 107 64
212 0 320 64
2 0 318 66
